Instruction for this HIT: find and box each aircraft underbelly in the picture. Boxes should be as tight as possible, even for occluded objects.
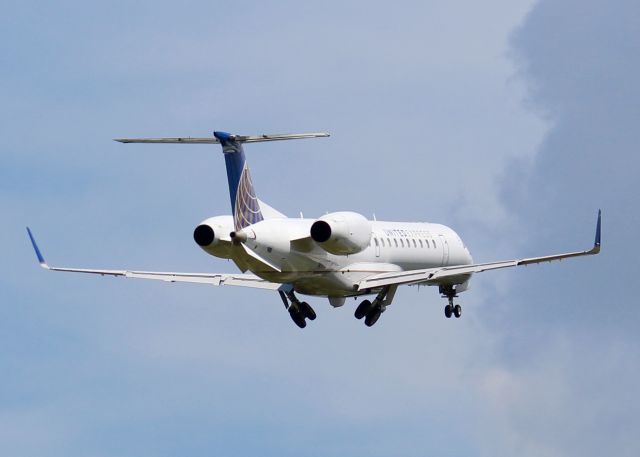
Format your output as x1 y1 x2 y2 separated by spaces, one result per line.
247 270 361 296
293 274 356 296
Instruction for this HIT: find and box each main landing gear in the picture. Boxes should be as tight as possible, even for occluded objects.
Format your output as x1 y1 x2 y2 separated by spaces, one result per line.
440 285 462 319
279 287 316 328
354 285 397 327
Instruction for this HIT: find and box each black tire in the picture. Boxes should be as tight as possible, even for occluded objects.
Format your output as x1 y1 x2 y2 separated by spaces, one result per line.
355 300 374 319
289 309 307 328
444 304 453 318
299 302 316 320
365 306 382 327
453 304 462 318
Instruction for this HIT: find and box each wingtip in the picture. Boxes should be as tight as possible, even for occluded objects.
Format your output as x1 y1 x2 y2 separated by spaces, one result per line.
26 227 48 268
593 209 602 252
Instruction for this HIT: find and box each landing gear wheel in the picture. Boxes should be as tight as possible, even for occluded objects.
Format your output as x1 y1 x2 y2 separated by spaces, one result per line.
444 304 453 318
289 308 307 328
355 300 374 320
299 302 316 320
365 306 383 327
453 304 462 318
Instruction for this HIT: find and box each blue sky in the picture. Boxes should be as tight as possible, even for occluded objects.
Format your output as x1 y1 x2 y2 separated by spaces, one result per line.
1 1 638 456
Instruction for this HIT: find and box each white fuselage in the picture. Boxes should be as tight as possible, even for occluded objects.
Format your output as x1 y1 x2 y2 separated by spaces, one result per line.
202 217 473 297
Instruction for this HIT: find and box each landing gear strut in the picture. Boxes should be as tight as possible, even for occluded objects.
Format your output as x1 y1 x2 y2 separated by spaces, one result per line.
441 285 462 319
279 287 316 329
354 285 397 327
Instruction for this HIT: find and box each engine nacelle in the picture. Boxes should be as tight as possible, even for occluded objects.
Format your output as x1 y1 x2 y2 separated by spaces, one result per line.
310 211 372 255
193 215 234 259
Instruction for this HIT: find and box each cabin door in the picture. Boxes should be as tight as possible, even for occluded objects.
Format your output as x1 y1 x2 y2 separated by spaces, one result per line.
438 235 450 266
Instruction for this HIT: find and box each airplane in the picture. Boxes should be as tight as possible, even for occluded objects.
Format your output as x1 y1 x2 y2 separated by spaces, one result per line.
27 131 602 328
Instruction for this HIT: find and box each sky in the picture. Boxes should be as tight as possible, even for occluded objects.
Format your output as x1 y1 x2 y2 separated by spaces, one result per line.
1 0 638 456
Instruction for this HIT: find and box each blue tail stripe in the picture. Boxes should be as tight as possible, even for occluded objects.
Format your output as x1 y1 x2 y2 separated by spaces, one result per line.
223 148 244 214
215 131 263 230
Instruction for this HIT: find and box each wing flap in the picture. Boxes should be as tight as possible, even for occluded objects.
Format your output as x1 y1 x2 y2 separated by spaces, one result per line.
357 267 440 290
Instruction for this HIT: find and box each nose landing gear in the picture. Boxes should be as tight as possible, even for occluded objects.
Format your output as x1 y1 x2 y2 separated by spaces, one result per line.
441 285 462 319
444 302 462 318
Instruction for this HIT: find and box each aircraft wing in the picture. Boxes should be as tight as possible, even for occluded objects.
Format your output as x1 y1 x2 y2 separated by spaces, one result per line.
357 210 602 291
26 228 280 290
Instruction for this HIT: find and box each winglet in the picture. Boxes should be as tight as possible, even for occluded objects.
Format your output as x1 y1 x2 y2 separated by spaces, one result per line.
593 209 602 252
26 227 49 269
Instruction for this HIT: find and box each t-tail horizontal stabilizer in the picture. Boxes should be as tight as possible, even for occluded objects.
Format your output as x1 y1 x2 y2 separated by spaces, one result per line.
115 130 329 231
114 132 330 144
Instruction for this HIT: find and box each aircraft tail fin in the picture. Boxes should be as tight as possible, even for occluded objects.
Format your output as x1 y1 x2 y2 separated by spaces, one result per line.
214 131 263 230
116 131 328 230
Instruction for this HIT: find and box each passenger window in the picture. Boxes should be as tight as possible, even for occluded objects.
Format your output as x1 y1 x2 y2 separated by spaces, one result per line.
432 239 437 248
381 239 385 247
419 239 423 248
394 239 398 247
374 238 379 246
412 239 417 247
400 239 405 247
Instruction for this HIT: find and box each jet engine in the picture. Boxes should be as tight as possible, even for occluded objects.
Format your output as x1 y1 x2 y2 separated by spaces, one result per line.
310 211 372 255
193 215 234 259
